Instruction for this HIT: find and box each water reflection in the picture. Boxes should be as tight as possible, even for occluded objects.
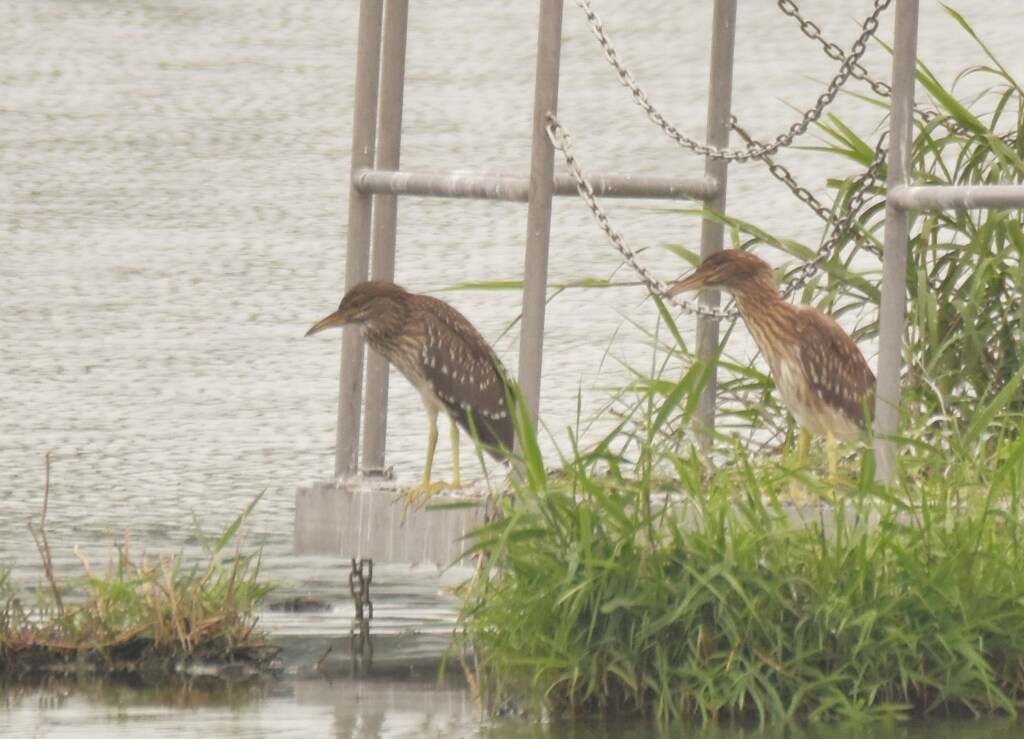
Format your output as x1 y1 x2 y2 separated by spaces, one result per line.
3 673 270 713
2 666 481 738
6 670 1023 739
297 670 479 739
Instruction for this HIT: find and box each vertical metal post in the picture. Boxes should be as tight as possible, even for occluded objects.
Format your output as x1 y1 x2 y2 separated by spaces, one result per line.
874 0 919 483
362 0 409 471
336 0 384 478
694 0 737 436
516 0 564 442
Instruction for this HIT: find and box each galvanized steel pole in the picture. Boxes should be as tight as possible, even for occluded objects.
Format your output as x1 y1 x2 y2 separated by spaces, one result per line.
517 0 564 442
695 0 737 438
336 0 384 478
874 0 920 483
889 183 1024 211
353 169 717 202
363 0 409 471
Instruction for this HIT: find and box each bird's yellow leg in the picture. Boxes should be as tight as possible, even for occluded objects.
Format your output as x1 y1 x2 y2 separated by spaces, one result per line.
402 408 447 512
788 428 813 501
797 428 811 468
826 430 838 483
450 419 461 489
422 407 439 489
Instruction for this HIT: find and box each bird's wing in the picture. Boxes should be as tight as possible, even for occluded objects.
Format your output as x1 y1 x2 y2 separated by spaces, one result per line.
796 307 876 428
420 308 514 457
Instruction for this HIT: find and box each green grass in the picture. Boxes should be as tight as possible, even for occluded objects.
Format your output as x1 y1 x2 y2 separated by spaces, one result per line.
1 492 275 678
457 435 1024 723
452 7 1024 726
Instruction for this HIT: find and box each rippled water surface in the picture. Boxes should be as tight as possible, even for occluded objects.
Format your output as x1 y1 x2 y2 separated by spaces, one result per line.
2 0 1021 735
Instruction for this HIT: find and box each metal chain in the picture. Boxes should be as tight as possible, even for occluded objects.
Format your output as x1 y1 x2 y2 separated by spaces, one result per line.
547 113 889 312
776 0 1018 143
731 118 884 259
347 557 374 663
575 0 891 162
348 557 373 622
545 113 737 320
779 131 889 301
777 0 893 98
730 118 832 222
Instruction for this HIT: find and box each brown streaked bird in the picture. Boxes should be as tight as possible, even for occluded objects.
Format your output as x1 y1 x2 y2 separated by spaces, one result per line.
306 281 514 497
668 249 875 480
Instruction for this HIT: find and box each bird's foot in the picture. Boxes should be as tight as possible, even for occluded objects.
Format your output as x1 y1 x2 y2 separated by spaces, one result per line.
785 473 840 507
397 480 452 519
786 478 818 506
824 473 856 500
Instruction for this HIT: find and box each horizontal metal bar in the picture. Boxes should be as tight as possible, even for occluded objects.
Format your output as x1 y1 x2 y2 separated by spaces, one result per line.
889 183 1024 211
555 172 718 200
353 167 718 202
354 168 528 200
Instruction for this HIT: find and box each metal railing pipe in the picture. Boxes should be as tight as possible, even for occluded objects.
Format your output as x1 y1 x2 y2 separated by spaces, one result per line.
362 0 410 471
889 183 1024 211
562 173 717 200
874 0 920 483
695 0 738 439
354 169 532 201
517 0 564 444
353 168 718 202
336 0 384 478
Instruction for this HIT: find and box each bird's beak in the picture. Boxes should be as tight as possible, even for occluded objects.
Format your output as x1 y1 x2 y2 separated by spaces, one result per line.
666 269 706 297
305 307 357 337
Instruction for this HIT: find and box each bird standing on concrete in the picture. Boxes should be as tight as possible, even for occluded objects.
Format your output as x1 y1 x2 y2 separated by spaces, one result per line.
306 281 514 498
668 249 875 479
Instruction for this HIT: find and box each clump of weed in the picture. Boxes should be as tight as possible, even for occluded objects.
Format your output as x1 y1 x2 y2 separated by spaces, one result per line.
1 461 275 679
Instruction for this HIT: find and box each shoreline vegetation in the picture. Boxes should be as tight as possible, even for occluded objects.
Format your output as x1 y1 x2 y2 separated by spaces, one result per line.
454 8 1024 726
1 455 277 682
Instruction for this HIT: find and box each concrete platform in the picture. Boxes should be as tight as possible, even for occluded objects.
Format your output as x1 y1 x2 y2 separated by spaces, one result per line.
294 477 496 566
295 475 907 568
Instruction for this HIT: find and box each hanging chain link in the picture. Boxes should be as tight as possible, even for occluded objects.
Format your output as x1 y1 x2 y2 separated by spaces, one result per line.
779 131 889 301
777 0 1018 142
730 118 832 222
347 557 374 663
545 114 737 320
547 113 889 313
348 557 373 622
575 0 891 162
777 0 893 98
779 0 943 132
557 1 895 316
730 118 885 259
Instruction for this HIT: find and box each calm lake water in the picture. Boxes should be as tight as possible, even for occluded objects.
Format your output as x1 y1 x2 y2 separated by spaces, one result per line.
2 0 1022 735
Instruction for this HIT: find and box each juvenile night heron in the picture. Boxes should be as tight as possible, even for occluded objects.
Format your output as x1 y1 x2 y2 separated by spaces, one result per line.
668 249 875 479
306 281 514 496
